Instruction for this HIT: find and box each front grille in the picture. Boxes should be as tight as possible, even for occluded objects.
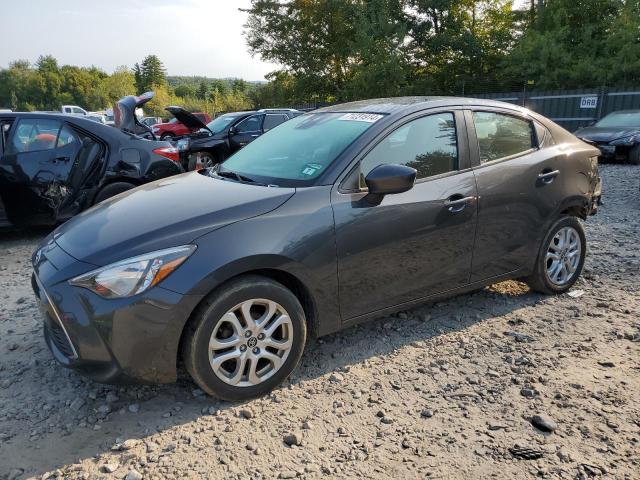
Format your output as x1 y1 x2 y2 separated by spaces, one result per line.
46 316 75 358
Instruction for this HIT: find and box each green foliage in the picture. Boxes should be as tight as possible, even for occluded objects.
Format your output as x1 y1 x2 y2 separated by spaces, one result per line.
245 0 639 105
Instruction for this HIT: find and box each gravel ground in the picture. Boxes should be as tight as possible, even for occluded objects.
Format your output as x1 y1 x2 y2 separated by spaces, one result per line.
0 164 638 480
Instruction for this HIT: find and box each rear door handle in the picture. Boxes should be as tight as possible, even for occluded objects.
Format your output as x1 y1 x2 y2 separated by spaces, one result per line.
538 169 559 183
444 195 475 212
52 156 70 164
251 134 259 137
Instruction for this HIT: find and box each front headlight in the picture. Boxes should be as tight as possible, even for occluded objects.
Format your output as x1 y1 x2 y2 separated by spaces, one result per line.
69 245 196 298
610 135 638 146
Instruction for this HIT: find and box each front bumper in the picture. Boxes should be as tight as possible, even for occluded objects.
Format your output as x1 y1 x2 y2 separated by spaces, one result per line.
32 242 203 384
595 143 631 161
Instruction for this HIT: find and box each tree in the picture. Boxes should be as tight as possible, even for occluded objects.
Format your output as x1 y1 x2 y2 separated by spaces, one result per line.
133 55 167 94
197 80 209 99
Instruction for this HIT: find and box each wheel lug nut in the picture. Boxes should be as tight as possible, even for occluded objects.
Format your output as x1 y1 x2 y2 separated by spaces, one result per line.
257 333 265 340
240 345 247 352
245 330 252 338
252 347 260 354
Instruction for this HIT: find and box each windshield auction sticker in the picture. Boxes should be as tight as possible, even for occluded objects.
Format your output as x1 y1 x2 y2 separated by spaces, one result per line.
338 113 384 123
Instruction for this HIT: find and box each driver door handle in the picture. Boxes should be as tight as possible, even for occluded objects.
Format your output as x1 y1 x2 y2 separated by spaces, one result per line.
53 156 70 163
538 169 559 183
444 195 475 212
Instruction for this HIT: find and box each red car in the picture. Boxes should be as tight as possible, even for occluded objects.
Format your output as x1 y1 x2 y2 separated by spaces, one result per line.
151 108 211 140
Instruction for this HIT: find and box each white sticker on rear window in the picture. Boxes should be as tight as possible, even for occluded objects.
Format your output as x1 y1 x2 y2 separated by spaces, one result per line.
338 113 384 123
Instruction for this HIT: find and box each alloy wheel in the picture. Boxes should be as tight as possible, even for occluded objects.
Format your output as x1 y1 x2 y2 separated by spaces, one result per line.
208 299 293 387
545 226 582 286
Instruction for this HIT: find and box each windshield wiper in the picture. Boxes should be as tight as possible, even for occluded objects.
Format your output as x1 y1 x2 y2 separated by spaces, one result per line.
215 168 268 186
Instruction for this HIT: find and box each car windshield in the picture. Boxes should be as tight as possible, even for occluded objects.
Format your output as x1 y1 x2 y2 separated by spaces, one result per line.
219 112 382 186
595 111 640 128
206 114 241 134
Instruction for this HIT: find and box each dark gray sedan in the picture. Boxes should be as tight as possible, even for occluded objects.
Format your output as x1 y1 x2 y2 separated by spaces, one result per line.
32 97 602 400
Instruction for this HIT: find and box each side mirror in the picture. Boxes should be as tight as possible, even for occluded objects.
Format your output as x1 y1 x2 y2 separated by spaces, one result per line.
228 126 237 136
364 164 416 204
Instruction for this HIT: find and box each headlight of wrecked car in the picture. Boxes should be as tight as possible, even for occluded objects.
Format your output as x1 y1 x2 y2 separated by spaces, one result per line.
610 135 638 146
69 245 196 298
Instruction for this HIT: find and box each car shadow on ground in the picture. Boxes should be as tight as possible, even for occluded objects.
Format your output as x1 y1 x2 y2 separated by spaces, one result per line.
2 277 539 478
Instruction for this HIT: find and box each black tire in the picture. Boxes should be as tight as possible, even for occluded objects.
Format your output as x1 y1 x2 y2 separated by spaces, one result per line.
628 145 640 165
160 133 175 141
524 216 586 294
182 275 307 401
93 182 135 205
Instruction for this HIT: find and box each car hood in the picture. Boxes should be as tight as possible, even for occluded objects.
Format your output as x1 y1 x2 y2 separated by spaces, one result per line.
166 106 211 132
54 172 295 267
574 126 640 143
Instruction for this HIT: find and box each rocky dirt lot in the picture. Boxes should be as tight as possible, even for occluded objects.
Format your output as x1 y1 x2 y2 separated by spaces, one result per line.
0 164 639 480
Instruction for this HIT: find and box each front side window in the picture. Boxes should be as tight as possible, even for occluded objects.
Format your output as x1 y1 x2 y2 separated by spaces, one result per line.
235 115 263 134
359 112 458 185
473 111 535 163
11 119 61 153
220 112 379 186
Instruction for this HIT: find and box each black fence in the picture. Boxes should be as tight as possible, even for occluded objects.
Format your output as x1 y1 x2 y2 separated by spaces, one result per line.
293 87 640 132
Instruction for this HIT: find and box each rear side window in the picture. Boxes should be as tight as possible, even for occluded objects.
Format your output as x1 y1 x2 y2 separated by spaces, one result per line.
56 124 78 148
360 112 458 184
472 112 535 163
11 119 61 153
263 114 288 132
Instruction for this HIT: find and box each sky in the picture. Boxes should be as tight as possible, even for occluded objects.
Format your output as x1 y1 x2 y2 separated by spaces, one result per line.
0 0 279 80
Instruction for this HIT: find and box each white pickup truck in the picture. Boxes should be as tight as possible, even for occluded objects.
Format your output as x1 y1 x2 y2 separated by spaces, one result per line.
61 105 88 115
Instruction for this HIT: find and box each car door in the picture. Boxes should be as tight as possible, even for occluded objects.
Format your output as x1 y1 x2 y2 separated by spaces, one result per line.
229 114 264 153
467 109 566 281
0 118 81 225
331 110 478 321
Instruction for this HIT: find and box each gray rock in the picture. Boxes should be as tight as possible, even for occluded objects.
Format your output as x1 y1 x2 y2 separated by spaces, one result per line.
69 398 86 411
420 409 434 418
8 469 24 480
329 372 344 383
279 472 297 479
124 469 143 480
239 408 254 419
128 403 140 413
531 414 557 433
283 432 302 446
101 463 119 473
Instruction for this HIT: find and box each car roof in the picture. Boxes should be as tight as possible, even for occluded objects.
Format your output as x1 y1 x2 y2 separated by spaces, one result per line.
316 96 534 115
0 111 124 138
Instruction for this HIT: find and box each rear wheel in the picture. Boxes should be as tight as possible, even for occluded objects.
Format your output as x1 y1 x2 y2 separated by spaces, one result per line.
628 145 640 165
182 275 307 401
93 182 135 205
525 216 586 294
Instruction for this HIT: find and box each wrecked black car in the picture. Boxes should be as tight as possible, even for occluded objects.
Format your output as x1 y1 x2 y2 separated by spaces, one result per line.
575 110 640 164
168 107 301 170
0 92 183 228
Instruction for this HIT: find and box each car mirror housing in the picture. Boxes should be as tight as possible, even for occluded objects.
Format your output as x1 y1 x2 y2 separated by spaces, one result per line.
228 126 237 136
364 164 416 204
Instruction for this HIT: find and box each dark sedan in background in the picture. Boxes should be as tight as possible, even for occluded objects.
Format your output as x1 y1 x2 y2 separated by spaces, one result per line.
32 97 601 401
575 110 640 164
0 93 183 228
173 108 301 170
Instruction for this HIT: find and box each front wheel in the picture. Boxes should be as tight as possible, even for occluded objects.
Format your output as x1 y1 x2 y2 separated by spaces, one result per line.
182 276 307 401
187 151 219 171
525 216 586 294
